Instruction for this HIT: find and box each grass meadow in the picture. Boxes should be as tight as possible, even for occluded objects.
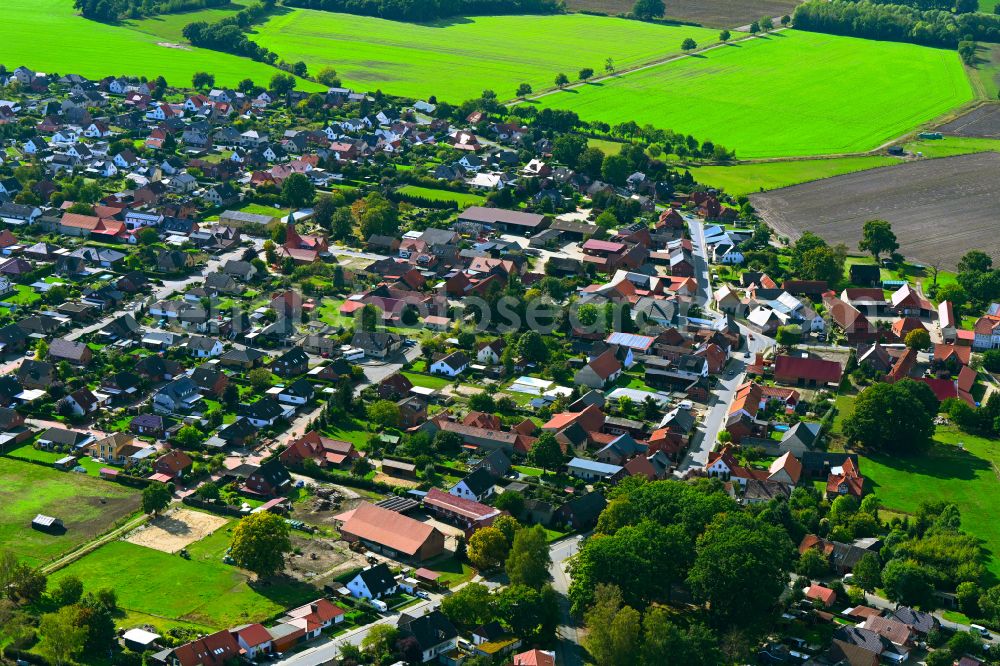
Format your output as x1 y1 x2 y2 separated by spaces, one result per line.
862 427 1000 577
688 155 902 196
533 30 973 158
0 0 321 89
396 185 485 206
50 540 318 630
0 458 140 567
251 10 722 101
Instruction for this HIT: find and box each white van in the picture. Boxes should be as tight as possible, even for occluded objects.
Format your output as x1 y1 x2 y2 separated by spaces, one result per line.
971 624 991 638
371 599 388 613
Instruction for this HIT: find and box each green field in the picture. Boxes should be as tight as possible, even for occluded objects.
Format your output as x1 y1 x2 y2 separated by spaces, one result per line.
688 155 902 196
533 31 973 158
396 185 484 206
0 458 140 567
902 136 1000 158
127 1 250 42
862 427 1000 576
50 540 317 629
0 0 321 89
252 10 721 101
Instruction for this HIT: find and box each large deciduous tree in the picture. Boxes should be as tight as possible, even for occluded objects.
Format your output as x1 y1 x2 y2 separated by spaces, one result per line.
859 219 899 261
842 379 936 453
229 511 292 577
687 512 794 626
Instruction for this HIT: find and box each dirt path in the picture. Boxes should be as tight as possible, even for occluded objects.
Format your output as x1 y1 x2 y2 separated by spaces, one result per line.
41 512 150 575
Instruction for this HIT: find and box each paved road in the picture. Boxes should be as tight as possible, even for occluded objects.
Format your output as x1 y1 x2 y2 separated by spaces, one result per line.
65 243 253 341
686 217 713 309
278 533 584 665
550 535 585 666
861 590 999 646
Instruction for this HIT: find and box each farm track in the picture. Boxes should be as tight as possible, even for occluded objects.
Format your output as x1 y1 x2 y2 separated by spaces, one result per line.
512 27 789 105
40 512 150 575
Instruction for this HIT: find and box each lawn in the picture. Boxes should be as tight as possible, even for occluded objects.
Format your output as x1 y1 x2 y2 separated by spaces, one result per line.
862 426 1000 576
423 554 475 587
401 371 452 390
0 0 322 89
7 443 105 477
50 540 318 630
688 155 902 196
252 10 722 101
533 30 973 158
587 138 626 155
0 457 140 567
396 185 484 207
5 284 41 306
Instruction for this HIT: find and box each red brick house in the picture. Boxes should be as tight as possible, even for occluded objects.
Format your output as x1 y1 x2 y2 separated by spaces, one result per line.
154 449 193 479
280 430 360 469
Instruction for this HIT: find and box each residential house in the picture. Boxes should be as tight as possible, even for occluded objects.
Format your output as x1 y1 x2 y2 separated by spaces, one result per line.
154 450 193 479
449 467 495 502
430 351 469 377
774 354 843 388
397 610 459 663
566 457 625 483
272 346 309 377
280 430 359 469
245 459 292 497
346 563 398 600
574 349 622 389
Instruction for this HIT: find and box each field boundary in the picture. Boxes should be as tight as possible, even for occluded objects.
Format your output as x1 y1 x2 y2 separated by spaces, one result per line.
40 512 150 575
510 27 786 106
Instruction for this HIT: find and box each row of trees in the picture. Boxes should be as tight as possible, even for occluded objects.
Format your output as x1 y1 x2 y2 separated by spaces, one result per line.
182 1 280 64
794 0 1000 48
284 0 562 21
74 0 229 22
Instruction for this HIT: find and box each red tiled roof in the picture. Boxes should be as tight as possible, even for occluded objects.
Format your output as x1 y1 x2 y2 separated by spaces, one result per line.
339 503 441 556
933 343 970 365
957 365 977 393
805 584 836 606
424 488 500 521
917 377 957 402
774 355 842 384
586 349 622 380
236 623 272 648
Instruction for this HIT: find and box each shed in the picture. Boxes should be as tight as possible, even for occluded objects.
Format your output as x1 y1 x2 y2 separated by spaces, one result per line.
122 628 161 651
32 514 64 533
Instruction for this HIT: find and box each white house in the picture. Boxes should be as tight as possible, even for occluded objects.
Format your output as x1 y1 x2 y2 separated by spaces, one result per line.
430 351 469 377
186 336 223 358
346 564 398 600
277 379 314 406
449 468 495 502
476 339 504 365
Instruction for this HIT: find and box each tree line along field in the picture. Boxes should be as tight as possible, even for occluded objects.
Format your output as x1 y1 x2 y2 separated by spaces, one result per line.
563 0 800 29
750 151 1000 270
532 30 973 158
249 10 722 101
0 457 140 568
0 0 321 90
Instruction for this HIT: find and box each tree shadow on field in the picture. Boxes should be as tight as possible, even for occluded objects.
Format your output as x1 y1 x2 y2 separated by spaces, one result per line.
582 81 605 87
687 53 708 58
866 442 991 482
417 15 475 27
